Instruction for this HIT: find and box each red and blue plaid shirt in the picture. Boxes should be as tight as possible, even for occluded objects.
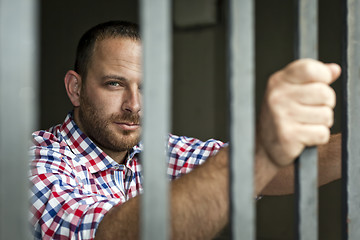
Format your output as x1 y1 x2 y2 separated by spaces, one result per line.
29 112 224 239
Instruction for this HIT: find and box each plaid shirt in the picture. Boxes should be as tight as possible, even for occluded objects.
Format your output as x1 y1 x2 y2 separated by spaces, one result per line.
29 112 224 240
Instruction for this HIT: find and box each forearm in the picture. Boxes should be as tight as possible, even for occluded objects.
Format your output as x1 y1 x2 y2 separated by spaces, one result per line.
169 147 229 240
95 146 280 240
254 143 280 195
172 145 280 239
261 133 342 195
95 148 230 240
318 133 341 186
95 195 140 239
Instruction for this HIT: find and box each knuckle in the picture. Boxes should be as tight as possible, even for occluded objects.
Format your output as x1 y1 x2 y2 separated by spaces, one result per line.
267 89 283 106
294 59 317 73
313 83 328 96
267 89 288 109
329 87 336 108
268 71 283 89
317 84 333 99
317 126 330 144
325 108 334 127
284 59 325 83
311 84 336 107
300 62 315 76
287 58 313 70
318 106 333 124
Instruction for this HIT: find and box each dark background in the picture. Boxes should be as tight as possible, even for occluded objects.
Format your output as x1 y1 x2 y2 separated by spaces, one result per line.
40 0 343 239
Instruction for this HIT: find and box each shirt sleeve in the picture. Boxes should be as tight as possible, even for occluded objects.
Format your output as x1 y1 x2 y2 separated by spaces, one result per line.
29 145 121 240
167 134 226 179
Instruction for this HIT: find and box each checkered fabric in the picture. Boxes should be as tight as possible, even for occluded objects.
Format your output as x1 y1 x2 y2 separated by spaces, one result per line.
29 112 224 239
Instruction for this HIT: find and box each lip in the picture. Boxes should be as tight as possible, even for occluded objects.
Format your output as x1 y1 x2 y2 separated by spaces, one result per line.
114 122 140 131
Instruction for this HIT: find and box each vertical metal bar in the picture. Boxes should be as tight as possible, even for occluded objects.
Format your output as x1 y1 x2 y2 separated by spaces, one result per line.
344 0 360 239
140 1 171 240
294 0 318 240
0 0 39 239
228 0 255 239
341 1 349 239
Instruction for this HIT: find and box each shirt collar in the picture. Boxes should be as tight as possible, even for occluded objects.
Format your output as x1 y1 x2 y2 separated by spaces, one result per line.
60 112 142 173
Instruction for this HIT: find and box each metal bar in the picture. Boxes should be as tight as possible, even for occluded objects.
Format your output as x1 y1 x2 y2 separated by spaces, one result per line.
340 1 348 239
294 0 318 240
140 1 171 240
344 0 360 239
228 0 255 239
295 147 318 240
0 0 39 239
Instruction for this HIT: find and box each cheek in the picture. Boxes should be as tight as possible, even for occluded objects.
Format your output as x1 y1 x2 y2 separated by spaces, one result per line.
94 92 123 115
83 83 124 113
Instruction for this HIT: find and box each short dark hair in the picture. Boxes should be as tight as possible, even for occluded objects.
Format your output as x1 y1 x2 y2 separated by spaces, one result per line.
74 21 140 81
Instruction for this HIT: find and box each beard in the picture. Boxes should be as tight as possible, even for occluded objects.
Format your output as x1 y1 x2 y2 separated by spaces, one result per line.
78 92 141 153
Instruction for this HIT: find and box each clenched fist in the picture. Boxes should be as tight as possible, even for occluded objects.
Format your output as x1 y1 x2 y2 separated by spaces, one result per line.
258 59 341 167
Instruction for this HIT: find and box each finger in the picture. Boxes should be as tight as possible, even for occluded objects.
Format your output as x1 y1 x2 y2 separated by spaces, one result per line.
296 124 331 146
325 63 342 83
288 82 336 108
288 105 334 127
282 59 339 85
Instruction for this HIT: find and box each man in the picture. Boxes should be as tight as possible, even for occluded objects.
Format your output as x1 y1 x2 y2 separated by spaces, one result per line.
29 21 341 240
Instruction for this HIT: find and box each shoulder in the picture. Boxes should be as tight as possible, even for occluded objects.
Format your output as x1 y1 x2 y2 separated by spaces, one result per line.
167 134 225 178
168 134 224 156
29 125 78 177
31 124 64 148
30 125 69 162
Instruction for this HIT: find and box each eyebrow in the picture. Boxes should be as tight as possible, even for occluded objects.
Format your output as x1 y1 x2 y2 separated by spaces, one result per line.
101 75 128 82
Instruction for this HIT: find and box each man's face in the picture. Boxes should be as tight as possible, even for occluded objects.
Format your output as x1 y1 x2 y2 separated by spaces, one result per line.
77 37 142 153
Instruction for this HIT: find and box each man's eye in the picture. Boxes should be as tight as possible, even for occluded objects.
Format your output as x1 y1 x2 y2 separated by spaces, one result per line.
107 82 120 87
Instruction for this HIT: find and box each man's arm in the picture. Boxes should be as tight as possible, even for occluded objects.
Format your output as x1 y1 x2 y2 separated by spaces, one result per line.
95 59 341 240
96 146 279 240
261 133 341 195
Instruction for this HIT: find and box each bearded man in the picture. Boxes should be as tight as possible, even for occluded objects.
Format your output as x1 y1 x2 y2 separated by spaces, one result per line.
29 21 341 240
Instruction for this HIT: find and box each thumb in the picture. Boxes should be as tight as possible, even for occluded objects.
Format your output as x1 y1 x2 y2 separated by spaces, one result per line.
283 59 341 85
325 63 341 84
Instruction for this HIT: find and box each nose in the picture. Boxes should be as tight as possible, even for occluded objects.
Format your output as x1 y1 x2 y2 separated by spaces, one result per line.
122 88 141 114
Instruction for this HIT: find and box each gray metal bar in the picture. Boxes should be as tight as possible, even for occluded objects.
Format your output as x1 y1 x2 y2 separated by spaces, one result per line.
295 147 318 240
0 0 39 239
140 1 171 240
294 0 318 239
346 0 360 238
296 0 318 59
228 0 255 239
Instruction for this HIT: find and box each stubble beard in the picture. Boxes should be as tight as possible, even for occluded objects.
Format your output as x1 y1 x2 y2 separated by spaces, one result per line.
78 93 141 153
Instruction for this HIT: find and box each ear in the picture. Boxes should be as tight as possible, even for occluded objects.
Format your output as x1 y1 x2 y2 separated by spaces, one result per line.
64 70 82 107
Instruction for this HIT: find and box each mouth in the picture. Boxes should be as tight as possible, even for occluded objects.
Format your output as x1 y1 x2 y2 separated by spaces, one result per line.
114 122 140 131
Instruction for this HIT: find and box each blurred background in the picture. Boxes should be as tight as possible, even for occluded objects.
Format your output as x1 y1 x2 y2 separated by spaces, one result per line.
39 0 343 239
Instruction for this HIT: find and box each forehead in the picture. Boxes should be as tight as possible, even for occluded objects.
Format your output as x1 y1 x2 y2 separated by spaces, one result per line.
91 37 142 72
